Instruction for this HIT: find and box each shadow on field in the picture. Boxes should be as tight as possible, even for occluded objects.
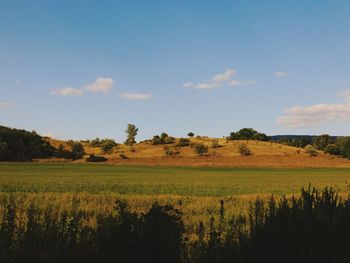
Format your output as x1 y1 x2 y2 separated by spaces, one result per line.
1 186 350 263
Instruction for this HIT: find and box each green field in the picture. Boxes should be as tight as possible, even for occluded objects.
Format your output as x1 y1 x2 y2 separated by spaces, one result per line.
1 163 350 196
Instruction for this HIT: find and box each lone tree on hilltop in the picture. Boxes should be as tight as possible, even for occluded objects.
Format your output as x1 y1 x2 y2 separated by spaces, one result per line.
187 132 194 137
125 124 138 145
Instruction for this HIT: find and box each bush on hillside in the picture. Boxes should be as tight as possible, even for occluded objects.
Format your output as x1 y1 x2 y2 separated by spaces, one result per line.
324 144 340 156
86 154 107 162
152 133 175 145
194 143 208 156
100 139 117 154
305 145 318 157
238 143 251 156
211 139 222 148
177 138 190 147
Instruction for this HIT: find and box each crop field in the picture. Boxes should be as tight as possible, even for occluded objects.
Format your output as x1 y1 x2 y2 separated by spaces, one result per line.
1 163 350 230
1 163 350 195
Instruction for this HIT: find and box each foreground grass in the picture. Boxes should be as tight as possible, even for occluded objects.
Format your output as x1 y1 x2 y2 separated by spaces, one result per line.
1 163 350 233
0 163 350 195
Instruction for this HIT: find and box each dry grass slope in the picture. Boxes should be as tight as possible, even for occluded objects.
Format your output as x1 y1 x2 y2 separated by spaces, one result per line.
45 137 350 168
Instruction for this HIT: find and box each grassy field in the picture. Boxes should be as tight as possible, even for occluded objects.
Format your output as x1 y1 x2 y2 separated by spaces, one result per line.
1 163 350 195
1 163 350 231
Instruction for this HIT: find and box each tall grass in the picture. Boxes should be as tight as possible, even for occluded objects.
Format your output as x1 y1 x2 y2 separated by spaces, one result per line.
1 186 350 262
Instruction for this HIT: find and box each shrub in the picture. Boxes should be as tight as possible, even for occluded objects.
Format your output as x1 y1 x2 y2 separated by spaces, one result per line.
194 143 208 156
129 146 136 152
119 153 128 159
152 133 175 145
324 144 340 155
85 154 107 162
89 137 101 147
70 142 85 160
164 146 180 156
177 138 190 147
238 143 251 156
305 145 318 157
187 132 194 137
100 139 117 154
211 139 221 148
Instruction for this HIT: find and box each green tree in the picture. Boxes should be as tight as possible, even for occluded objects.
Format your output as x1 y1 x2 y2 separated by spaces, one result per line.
187 132 194 137
70 142 85 160
336 137 350 159
100 139 117 154
194 143 208 156
125 124 138 145
313 134 333 150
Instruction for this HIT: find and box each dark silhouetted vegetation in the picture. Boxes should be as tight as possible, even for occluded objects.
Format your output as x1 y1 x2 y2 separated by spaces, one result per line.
188 132 194 137
194 143 208 156
0 125 55 161
177 138 190 147
1 187 350 262
270 135 314 148
152 133 175 145
228 128 268 141
85 154 107 162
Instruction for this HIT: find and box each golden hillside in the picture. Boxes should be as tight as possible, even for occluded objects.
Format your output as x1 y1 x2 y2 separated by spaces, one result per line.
43 137 350 168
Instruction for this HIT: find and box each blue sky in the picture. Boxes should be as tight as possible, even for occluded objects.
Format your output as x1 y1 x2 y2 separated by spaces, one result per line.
1 0 350 141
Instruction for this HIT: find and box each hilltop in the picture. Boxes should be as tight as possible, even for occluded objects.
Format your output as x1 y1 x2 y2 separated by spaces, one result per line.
44 136 350 168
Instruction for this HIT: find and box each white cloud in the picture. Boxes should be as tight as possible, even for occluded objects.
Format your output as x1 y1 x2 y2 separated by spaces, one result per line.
337 89 350 102
51 87 84 96
277 89 350 128
85 77 114 93
274 71 288 78
120 93 152 100
195 82 222 90
228 79 256 87
182 82 194 88
212 69 236 82
182 68 254 91
0 101 13 108
51 77 114 96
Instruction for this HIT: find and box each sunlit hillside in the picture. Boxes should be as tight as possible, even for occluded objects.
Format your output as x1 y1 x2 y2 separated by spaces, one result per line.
44 137 350 168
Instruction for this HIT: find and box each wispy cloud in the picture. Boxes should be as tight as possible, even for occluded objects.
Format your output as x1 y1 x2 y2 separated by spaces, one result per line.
51 87 84 96
195 82 222 90
85 77 114 93
0 101 13 108
277 89 350 128
228 80 256 87
182 82 194 88
182 68 254 91
120 93 152 100
274 71 288 78
212 69 236 82
51 77 114 96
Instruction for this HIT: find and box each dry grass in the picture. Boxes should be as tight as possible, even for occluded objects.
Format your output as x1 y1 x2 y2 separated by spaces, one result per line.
44 137 350 168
